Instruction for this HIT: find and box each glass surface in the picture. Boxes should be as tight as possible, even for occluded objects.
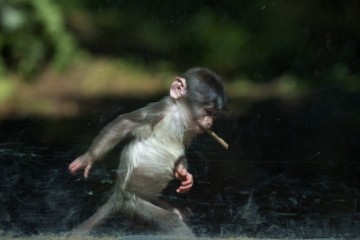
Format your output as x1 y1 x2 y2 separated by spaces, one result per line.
1 0 359 239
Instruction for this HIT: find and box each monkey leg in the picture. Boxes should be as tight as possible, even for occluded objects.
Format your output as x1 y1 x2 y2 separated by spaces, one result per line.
153 198 193 222
135 199 194 236
68 191 194 237
114 192 194 237
67 200 113 238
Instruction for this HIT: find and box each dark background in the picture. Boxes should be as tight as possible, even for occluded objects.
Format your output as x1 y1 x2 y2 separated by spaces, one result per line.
0 0 359 238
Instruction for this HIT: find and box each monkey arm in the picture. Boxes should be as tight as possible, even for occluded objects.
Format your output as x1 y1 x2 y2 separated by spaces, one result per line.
88 100 168 161
69 114 142 178
88 114 143 161
69 100 167 178
175 158 193 193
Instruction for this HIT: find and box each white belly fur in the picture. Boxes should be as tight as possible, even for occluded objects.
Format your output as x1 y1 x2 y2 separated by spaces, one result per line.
118 108 187 197
128 136 183 172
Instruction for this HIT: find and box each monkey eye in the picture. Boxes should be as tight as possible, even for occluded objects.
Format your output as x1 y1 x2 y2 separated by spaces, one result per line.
205 109 218 118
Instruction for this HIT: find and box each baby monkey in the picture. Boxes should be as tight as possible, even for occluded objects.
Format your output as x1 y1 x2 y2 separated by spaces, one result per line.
68 67 227 237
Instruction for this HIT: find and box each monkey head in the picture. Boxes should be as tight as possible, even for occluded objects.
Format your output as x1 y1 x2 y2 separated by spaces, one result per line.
170 67 227 134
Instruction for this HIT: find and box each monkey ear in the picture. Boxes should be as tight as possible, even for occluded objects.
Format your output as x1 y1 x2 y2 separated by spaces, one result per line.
170 77 187 99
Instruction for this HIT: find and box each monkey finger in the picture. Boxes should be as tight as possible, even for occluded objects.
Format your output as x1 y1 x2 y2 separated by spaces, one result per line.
176 183 193 193
69 160 86 173
177 175 193 193
68 160 78 170
180 173 193 184
84 164 92 178
69 162 81 175
184 182 193 189
181 178 193 186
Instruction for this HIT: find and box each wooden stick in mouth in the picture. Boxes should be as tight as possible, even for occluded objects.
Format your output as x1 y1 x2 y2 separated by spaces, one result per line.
206 129 229 150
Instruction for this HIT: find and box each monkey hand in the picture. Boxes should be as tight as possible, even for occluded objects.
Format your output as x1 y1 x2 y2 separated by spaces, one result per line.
69 153 93 178
175 166 193 193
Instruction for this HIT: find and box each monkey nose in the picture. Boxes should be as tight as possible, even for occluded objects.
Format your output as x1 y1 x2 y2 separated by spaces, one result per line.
209 118 214 127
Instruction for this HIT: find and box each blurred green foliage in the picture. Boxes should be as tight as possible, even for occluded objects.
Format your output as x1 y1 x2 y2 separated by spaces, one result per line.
62 0 360 88
1 0 360 91
0 0 76 77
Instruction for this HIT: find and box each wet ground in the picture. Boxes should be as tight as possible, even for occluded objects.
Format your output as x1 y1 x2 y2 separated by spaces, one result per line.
0 88 359 239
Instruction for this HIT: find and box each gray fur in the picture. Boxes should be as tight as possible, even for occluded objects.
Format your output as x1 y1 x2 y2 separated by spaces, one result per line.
68 67 226 238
